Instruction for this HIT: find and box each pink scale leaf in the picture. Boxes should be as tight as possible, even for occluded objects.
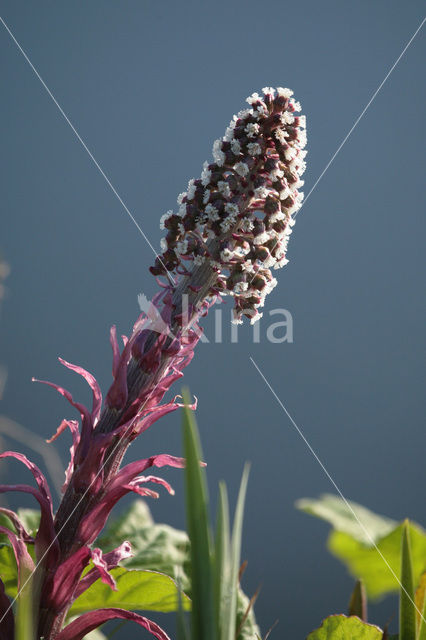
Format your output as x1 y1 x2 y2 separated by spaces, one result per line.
58 358 102 426
46 419 80 493
56 608 171 640
74 542 133 599
0 507 33 543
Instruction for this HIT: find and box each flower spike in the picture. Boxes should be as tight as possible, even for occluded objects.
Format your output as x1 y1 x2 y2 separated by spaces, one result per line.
152 86 307 323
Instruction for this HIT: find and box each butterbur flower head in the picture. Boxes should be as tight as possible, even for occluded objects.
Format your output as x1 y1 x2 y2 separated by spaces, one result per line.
151 86 307 323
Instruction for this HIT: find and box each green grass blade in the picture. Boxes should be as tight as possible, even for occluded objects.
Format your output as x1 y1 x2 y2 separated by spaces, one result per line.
348 580 367 621
221 463 250 640
182 388 215 640
400 520 416 640
417 573 426 640
176 570 190 640
215 481 230 638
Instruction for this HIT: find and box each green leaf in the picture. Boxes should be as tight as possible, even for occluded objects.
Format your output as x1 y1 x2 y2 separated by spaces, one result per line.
215 482 230 636
98 500 190 590
297 495 426 599
69 567 191 616
348 580 368 621
221 464 249 640
17 509 40 538
329 521 426 599
416 572 426 640
0 543 18 597
296 494 397 545
236 589 261 640
399 521 416 640
182 388 215 640
307 614 383 639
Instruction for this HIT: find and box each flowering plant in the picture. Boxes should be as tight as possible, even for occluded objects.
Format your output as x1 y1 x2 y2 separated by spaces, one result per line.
0 87 307 640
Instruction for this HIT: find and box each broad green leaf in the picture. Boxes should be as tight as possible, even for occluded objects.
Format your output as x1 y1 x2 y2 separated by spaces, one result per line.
307 614 383 639
328 521 426 599
416 572 426 640
182 388 215 640
0 543 18 597
236 588 261 640
296 494 397 545
98 500 190 590
399 521 416 640
17 509 40 537
298 495 426 599
69 567 190 616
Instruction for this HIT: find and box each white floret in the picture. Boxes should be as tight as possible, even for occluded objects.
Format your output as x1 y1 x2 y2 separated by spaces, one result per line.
234 162 249 177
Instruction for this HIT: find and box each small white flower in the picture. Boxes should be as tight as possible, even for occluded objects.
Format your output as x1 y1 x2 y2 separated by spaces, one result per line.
245 122 260 138
231 139 241 155
298 115 307 129
203 189 210 204
280 186 291 200
218 181 231 198
281 112 294 125
284 146 297 161
234 245 249 257
263 255 276 268
160 238 168 252
274 128 289 144
224 202 239 216
253 104 267 116
237 108 252 119
178 203 187 217
220 217 235 232
241 260 255 273
250 312 263 325
269 210 285 223
274 256 289 269
253 231 270 245
297 130 307 149
254 186 270 200
205 203 219 221
240 218 254 232
201 162 211 186
220 248 234 262
234 162 249 177
234 282 249 294
159 210 173 230
265 277 278 293
269 167 284 181
177 192 186 205
246 92 261 105
212 139 226 166
193 255 205 266
262 87 275 97
276 87 293 98
186 179 196 200
247 142 262 156
290 100 302 112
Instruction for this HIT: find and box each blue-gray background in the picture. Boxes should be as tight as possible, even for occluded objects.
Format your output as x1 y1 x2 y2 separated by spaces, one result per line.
0 1 425 638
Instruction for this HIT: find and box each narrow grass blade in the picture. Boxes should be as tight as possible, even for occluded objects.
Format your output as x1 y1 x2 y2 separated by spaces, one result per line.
215 481 230 638
416 573 426 640
348 580 368 621
182 388 215 640
221 463 250 640
399 520 416 640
